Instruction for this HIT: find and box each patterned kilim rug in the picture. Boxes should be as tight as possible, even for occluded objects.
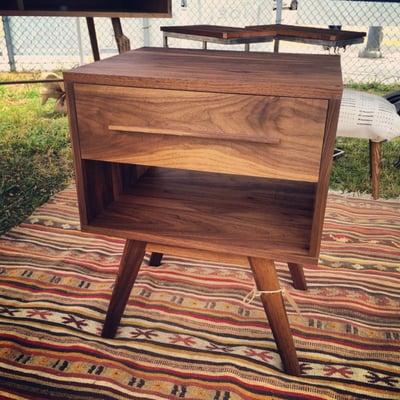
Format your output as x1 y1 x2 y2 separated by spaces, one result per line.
0 185 399 400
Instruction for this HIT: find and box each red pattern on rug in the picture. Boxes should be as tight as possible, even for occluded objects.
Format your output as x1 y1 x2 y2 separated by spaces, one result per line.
0 186 399 399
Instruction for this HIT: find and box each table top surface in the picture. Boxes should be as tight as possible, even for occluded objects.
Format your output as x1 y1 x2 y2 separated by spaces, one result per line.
160 24 271 39
245 24 366 41
161 24 366 42
64 47 342 99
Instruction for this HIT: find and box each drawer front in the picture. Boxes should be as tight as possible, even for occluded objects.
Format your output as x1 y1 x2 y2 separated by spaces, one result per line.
75 84 328 182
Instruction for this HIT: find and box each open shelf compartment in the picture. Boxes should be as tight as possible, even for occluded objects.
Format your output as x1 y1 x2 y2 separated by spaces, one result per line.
80 161 316 262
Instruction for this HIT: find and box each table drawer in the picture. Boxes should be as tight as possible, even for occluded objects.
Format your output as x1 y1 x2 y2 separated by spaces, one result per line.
74 84 328 182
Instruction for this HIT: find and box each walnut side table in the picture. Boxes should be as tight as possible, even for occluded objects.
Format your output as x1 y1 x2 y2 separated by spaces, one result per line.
64 47 343 375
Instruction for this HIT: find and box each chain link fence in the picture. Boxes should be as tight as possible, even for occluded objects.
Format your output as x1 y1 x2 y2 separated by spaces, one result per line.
285 0 400 83
1 0 399 83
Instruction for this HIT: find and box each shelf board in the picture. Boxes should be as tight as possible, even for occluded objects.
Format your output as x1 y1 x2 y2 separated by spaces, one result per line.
84 168 316 263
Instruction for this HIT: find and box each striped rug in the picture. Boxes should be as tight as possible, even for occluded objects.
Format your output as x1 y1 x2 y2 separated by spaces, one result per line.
0 185 399 399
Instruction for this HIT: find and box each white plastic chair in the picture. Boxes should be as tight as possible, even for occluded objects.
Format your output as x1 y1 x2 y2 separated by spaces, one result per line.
337 89 400 198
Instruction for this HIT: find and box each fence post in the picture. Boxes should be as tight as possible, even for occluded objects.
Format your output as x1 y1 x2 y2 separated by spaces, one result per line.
2 16 16 72
142 18 150 47
274 0 283 52
359 26 383 59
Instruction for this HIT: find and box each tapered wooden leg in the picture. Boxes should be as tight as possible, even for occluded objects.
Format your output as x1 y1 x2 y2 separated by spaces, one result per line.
369 140 381 200
249 257 301 375
102 240 146 338
149 252 163 267
287 263 307 290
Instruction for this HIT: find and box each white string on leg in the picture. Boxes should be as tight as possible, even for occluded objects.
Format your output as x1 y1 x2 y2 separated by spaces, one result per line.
242 285 303 319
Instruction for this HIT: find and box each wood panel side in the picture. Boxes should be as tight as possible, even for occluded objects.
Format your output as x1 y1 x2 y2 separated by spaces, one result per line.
309 98 342 256
65 82 89 225
65 82 121 224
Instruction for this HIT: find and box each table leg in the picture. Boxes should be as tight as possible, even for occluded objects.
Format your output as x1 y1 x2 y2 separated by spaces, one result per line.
149 252 164 267
102 240 146 338
86 17 100 61
274 38 280 53
111 17 131 54
287 263 307 290
248 257 301 375
369 140 381 200
163 33 169 48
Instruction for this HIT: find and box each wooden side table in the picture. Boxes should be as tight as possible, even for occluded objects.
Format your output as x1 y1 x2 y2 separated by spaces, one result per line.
64 47 343 375
160 24 365 52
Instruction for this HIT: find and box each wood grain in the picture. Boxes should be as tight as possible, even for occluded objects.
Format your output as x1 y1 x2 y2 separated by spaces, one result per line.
1 0 172 17
160 24 273 40
309 98 342 256
110 125 280 145
0 11 172 17
77 84 325 144
249 257 301 375
64 47 343 100
64 48 343 373
65 81 89 225
161 24 365 43
287 263 307 291
75 84 327 182
102 240 146 338
246 24 366 41
82 167 317 264
369 140 381 200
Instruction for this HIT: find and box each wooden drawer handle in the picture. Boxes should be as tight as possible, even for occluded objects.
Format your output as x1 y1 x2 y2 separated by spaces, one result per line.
109 125 281 145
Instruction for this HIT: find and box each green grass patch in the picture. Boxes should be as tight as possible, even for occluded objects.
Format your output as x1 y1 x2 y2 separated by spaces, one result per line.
331 137 400 198
0 73 73 235
0 74 399 235
346 81 400 97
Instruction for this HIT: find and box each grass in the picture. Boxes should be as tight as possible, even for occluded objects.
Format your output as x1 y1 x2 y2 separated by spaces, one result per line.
0 75 399 235
0 73 73 235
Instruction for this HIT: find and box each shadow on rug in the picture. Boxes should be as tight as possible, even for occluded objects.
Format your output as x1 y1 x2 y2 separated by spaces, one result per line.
0 186 399 399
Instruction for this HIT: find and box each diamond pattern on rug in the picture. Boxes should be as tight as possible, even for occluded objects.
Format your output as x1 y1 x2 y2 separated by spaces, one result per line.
0 186 399 399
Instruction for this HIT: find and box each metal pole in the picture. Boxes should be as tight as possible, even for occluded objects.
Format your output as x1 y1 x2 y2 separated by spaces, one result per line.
274 0 283 53
142 18 150 47
2 16 16 72
359 26 383 59
76 17 85 65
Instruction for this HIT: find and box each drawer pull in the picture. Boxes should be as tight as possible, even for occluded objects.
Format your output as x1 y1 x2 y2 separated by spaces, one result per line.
109 125 281 145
